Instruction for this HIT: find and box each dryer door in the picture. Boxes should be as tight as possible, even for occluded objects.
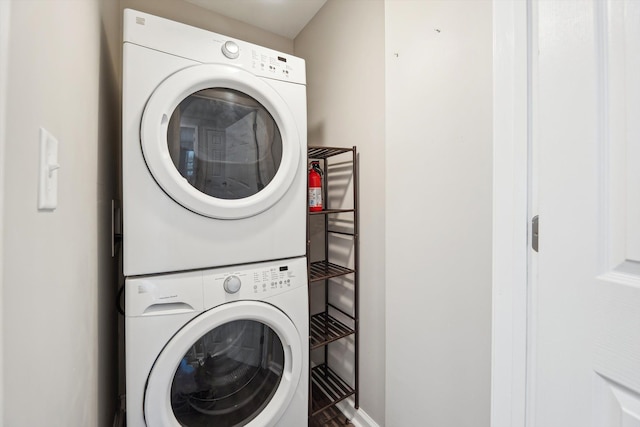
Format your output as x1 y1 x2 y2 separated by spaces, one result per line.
141 64 301 219
144 301 303 427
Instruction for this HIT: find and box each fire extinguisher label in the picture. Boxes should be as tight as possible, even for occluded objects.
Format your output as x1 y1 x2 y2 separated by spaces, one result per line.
309 188 322 208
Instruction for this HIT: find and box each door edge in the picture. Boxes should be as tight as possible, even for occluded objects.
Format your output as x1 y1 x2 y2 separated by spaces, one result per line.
491 1 530 426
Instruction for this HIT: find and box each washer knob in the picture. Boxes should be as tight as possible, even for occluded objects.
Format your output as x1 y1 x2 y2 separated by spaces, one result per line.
223 275 242 294
221 41 240 59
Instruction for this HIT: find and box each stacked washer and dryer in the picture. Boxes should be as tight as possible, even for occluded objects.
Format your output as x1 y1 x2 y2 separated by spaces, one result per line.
121 9 309 427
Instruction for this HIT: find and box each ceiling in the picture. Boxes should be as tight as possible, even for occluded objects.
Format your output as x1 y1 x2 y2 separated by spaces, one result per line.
183 0 327 39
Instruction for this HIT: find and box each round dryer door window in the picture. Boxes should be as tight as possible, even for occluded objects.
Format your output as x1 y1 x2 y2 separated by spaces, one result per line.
141 64 301 219
144 301 303 427
167 88 283 201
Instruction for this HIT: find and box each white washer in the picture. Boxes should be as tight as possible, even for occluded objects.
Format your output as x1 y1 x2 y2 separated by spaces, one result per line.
122 9 307 276
125 256 309 427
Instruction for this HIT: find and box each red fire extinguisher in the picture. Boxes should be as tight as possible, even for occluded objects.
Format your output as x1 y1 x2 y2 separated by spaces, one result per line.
308 161 323 212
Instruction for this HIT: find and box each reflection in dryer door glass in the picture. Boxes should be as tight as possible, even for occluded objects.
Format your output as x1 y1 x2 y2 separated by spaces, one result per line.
171 320 285 427
167 88 283 200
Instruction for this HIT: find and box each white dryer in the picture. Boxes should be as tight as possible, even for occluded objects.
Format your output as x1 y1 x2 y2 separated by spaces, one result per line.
122 9 307 276
125 256 309 427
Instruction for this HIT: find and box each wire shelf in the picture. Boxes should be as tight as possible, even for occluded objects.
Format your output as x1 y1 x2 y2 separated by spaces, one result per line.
311 364 356 417
309 261 355 282
309 208 356 215
310 312 355 350
308 146 354 160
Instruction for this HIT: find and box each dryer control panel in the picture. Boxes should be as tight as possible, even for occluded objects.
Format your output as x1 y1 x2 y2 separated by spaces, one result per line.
123 9 306 85
249 48 296 81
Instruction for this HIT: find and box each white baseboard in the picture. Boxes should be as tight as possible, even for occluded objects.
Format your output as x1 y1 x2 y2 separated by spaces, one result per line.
336 399 381 427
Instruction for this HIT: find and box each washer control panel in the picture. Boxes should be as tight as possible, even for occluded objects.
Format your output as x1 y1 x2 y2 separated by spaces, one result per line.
249 264 295 294
204 257 307 305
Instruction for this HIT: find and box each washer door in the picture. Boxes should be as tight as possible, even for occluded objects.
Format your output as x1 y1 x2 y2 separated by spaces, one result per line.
141 64 300 219
144 301 303 427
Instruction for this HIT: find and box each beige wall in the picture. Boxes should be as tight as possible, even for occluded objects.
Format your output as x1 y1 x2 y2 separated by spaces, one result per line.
2 0 120 426
121 0 294 54
385 1 493 426
295 0 387 424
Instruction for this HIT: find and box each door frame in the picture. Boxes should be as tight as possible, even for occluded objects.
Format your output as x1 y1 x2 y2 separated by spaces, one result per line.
0 0 11 421
491 1 531 426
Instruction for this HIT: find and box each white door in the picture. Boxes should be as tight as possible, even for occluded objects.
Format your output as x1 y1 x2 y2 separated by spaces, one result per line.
529 1 640 425
144 301 303 427
141 63 299 219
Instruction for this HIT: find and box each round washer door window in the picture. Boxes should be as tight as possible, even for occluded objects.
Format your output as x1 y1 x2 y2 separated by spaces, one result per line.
144 301 303 427
141 64 301 219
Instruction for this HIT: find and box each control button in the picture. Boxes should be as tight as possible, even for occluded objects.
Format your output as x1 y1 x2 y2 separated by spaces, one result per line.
223 275 241 294
221 41 240 59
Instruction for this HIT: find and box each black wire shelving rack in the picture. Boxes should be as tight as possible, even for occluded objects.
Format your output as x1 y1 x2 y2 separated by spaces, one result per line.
306 146 359 426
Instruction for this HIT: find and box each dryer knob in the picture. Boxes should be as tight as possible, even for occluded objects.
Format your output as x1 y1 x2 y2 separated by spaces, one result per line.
222 41 240 59
223 275 242 294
